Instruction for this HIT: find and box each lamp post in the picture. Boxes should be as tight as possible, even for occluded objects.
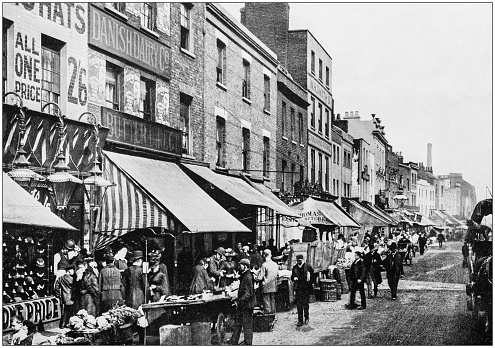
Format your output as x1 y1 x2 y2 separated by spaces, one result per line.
79 112 114 252
43 102 82 215
4 92 45 192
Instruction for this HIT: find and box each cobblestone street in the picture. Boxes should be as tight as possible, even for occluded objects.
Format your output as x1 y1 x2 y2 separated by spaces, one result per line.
233 241 490 345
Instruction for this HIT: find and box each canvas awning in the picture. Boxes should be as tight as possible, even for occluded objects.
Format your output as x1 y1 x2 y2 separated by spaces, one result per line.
360 201 399 225
291 197 360 228
182 163 299 218
414 215 437 226
95 152 250 249
3 173 77 231
347 199 392 227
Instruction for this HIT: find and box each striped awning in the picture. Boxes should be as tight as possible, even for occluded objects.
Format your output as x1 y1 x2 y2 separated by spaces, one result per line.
94 152 250 249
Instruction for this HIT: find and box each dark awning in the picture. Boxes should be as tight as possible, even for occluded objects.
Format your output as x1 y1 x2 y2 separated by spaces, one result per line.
347 199 392 227
360 201 399 226
99 152 250 236
182 164 299 218
3 173 77 230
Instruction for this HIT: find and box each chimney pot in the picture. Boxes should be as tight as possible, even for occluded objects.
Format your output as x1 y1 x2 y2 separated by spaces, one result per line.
355 111 359 117
350 111 354 117
345 111 349 118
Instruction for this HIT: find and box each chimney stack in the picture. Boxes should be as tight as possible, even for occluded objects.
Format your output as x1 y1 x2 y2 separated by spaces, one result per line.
427 143 432 168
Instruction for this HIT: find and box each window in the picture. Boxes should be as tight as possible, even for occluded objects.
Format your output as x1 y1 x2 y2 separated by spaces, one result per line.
41 35 63 115
325 108 329 137
318 153 322 185
310 97 315 128
325 156 329 191
333 145 336 163
139 77 155 121
263 137 270 177
105 63 122 110
112 3 126 13
264 75 270 110
290 108 295 139
242 128 250 171
310 149 315 184
281 101 286 136
336 180 339 196
298 112 303 143
441 186 444 197
300 165 304 182
325 66 329 88
291 163 296 193
216 40 226 85
216 117 226 167
242 60 251 99
180 4 191 50
407 178 410 191
318 59 322 80
337 147 340 165
281 160 287 192
318 103 322 133
310 51 315 74
179 93 192 154
3 20 12 94
140 3 154 30
333 179 336 195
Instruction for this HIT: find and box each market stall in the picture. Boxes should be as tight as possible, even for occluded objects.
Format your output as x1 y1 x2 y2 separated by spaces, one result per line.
3 173 77 333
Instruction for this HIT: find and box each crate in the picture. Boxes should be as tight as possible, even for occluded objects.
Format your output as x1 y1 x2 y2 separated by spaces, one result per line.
253 313 275 332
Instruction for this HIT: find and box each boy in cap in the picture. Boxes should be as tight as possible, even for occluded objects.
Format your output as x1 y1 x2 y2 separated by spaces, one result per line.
346 250 366 310
291 254 313 326
230 258 255 345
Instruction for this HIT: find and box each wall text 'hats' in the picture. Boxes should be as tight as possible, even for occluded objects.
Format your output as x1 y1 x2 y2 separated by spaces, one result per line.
239 258 250 267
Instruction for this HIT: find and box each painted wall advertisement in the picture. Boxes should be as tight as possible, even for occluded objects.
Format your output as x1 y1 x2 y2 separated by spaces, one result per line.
5 3 89 118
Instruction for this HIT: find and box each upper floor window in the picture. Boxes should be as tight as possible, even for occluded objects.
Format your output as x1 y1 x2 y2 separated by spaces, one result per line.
263 136 270 177
216 116 226 167
112 3 126 13
290 107 295 139
281 160 287 192
242 127 251 171
105 63 123 110
281 101 287 136
325 66 329 88
310 50 315 74
242 60 251 99
217 40 226 85
324 108 329 137
325 156 329 191
333 144 336 163
180 4 192 51
298 112 303 143
139 77 155 121
318 103 322 133
41 35 63 115
310 149 316 184
180 93 192 154
263 75 270 111
140 3 155 30
336 146 340 165
318 59 322 80
310 97 315 129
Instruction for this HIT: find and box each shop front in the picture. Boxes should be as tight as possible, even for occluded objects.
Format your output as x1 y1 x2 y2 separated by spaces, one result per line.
3 173 77 332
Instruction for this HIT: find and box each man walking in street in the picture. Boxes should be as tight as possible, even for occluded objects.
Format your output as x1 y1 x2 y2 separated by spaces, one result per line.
345 250 366 310
256 249 278 314
384 242 403 300
230 258 255 345
291 254 313 326
418 233 428 255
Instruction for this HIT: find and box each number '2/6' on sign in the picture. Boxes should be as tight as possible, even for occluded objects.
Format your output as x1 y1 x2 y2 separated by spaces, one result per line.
68 57 87 106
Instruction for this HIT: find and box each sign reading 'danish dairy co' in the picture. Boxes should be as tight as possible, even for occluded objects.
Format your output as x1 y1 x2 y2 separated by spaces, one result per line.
89 6 171 80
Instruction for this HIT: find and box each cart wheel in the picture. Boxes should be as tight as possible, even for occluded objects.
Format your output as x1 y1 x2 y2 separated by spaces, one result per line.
216 312 226 344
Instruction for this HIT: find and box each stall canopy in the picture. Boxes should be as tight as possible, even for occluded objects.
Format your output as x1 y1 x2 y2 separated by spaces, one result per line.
430 209 458 226
95 152 250 248
291 197 360 228
360 201 399 226
415 214 437 227
182 163 299 218
346 199 392 227
3 173 76 230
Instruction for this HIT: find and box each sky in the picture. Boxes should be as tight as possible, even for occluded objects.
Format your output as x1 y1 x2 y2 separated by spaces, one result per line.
221 2 493 202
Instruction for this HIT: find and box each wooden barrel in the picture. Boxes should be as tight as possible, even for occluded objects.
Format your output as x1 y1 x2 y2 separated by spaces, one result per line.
320 279 338 302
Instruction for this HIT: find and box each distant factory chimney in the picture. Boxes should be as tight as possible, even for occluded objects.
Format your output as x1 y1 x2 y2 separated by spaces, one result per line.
427 143 432 168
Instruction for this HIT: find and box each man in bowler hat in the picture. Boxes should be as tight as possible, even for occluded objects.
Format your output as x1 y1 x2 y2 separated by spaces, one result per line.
384 242 404 300
345 250 367 310
291 254 313 326
230 258 255 345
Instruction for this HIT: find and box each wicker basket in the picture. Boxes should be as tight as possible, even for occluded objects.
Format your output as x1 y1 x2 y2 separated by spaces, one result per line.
114 322 135 344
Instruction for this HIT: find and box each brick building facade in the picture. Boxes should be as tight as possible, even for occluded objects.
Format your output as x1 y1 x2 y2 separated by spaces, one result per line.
204 3 278 185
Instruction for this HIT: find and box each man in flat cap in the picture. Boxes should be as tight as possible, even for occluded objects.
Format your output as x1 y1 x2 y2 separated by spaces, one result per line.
346 249 366 310
291 254 313 326
208 247 226 286
230 258 255 345
383 242 403 300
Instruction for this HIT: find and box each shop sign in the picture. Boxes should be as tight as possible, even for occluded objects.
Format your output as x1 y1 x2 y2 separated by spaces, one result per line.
308 75 332 106
3 297 61 332
89 6 171 79
101 107 182 156
299 210 332 225
308 131 332 154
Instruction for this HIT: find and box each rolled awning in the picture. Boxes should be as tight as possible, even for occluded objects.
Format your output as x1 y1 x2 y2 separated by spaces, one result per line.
95 152 250 248
182 163 299 218
3 173 77 231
